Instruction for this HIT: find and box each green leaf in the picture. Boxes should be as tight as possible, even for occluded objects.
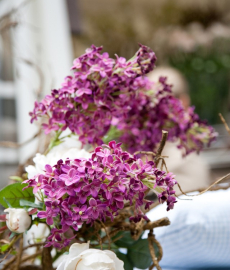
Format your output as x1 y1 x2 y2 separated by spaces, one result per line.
113 231 136 248
9 232 17 240
20 199 43 209
127 239 159 269
142 179 154 189
1 244 9 253
9 176 24 182
3 198 12 208
116 251 133 270
0 183 35 208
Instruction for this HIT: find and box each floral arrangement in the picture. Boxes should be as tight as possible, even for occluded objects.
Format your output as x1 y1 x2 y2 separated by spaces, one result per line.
0 44 216 270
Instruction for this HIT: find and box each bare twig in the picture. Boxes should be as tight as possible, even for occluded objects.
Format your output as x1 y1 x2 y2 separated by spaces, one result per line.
0 248 13 263
219 113 230 135
23 242 45 251
0 0 32 23
21 250 42 264
134 151 156 156
148 231 162 270
144 217 170 230
14 235 24 270
154 131 168 167
2 234 22 254
0 130 40 148
2 256 17 270
177 172 230 197
41 247 53 270
98 220 111 249
20 59 44 99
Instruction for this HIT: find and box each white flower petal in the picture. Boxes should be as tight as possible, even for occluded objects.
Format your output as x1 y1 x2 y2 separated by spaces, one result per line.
69 242 89 258
81 250 114 266
104 250 124 270
56 257 68 270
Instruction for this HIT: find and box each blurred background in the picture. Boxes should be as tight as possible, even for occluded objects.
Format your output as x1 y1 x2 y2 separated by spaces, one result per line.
0 0 230 189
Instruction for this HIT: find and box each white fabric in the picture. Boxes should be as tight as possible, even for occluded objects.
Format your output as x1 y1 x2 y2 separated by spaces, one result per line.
142 188 230 269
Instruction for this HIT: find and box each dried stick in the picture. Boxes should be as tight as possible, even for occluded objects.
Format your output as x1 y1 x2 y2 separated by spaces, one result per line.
148 231 162 270
42 247 53 270
219 113 230 135
154 131 168 167
177 172 230 197
99 221 111 249
2 256 17 270
2 250 42 270
0 248 13 263
144 217 170 230
0 130 40 148
2 234 22 254
20 250 42 264
14 236 24 270
23 242 45 251
134 151 156 156
0 0 31 27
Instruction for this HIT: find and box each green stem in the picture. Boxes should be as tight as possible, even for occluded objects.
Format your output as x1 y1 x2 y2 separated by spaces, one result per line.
44 130 63 155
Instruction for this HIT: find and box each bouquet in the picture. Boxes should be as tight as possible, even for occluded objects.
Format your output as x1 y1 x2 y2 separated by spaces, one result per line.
0 44 216 270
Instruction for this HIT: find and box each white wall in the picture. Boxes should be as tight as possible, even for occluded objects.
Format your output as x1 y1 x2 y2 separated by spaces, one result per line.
11 0 73 162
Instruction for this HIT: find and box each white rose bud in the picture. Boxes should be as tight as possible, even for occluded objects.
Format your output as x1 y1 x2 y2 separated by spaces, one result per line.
57 242 124 270
4 208 32 233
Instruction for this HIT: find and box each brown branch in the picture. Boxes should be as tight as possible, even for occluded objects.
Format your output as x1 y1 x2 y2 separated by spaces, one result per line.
14 236 24 270
134 151 156 156
20 250 42 264
2 256 17 270
2 234 22 254
23 242 45 251
0 0 32 26
19 266 42 270
0 22 18 33
0 130 40 148
219 113 230 135
94 223 103 250
154 130 168 167
98 220 111 249
41 247 53 270
177 172 230 197
144 217 170 230
148 231 162 270
20 59 44 99
0 248 13 263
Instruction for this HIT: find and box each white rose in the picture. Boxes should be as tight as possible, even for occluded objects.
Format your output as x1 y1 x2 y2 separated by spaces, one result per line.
4 208 31 233
57 242 124 270
25 135 91 179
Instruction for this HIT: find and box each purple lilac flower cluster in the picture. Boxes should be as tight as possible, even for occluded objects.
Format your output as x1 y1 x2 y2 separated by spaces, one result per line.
30 44 156 146
114 77 217 155
24 141 177 248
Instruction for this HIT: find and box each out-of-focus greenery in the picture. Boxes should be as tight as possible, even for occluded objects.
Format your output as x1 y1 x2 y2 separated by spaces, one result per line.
169 45 230 124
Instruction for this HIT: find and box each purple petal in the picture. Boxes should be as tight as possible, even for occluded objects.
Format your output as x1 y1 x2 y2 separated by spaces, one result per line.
89 198 97 206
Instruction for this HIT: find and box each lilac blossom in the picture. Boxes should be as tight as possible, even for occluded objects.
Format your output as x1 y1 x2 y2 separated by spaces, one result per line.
24 141 177 248
30 44 156 146
30 44 216 156
114 77 217 155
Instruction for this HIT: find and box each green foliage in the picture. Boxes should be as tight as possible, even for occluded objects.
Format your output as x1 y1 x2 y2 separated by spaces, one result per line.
127 238 158 269
114 231 158 270
20 199 43 210
0 244 9 253
117 251 133 270
9 176 24 183
170 48 230 124
103 126 122 144
0 183 35 208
